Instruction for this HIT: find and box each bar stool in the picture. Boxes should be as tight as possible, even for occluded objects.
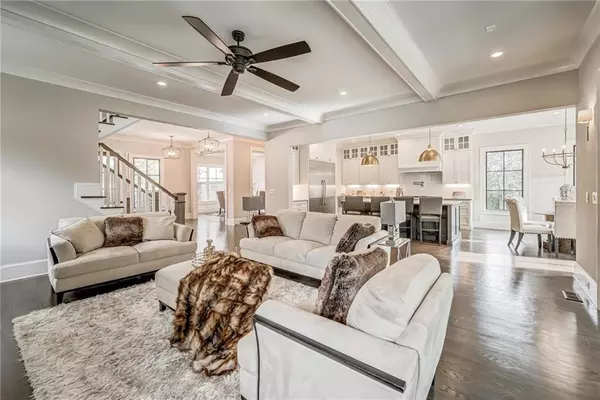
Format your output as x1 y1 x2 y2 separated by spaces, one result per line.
344 196 365 215
369 197 388 216
416 197 443 245
395 197 415 239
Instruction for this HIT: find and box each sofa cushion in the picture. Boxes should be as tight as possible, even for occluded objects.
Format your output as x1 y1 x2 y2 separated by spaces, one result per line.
252 215 284 238
104 216 143 247
142 215 176 241
273 240 323 263
330 215 381 245
299 212 338 245
347 254 441 341
305 245 337 268
276 210 306 239
53 246 139 279
315 248 388 324
52 217 105 254
239 237 292 256
133 240 197 263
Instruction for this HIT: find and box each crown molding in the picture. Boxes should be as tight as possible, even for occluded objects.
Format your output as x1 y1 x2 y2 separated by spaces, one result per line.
322 93 422 122
572 1 600 66
103 135 196 148
0 2 321 123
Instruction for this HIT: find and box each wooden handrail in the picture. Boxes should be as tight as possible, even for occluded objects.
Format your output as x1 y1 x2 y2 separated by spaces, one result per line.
99 142 176 199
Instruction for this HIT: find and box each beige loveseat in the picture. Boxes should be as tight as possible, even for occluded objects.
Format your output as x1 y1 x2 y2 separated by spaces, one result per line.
47 212 196 303
240 210 387 280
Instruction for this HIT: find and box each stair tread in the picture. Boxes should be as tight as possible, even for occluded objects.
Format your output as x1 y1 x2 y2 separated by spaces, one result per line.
100 206 125 209
80 195 107 199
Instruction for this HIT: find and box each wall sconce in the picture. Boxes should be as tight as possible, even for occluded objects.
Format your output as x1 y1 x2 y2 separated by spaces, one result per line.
577 109 593 142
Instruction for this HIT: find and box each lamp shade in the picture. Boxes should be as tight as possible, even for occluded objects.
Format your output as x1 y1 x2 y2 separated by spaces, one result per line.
361 154 379 166
380 201 406 225
577 109 593 124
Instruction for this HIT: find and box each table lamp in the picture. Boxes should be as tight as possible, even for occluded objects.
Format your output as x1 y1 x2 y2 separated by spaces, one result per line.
380 200 406 245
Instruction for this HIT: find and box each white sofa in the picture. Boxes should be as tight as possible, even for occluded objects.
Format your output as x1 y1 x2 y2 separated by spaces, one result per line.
239 210 387 280
238 253 453 400
47 212 196 303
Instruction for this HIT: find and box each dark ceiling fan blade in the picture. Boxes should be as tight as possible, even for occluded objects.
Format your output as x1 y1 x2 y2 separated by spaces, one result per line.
248 67 299 92
252 41 311 64
221 70 239 96
182 16 232 56
153 61 227 67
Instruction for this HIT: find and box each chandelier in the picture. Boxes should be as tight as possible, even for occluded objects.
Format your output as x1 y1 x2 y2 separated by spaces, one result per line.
541 109 575 169
162 135 181 159
197 132 222 155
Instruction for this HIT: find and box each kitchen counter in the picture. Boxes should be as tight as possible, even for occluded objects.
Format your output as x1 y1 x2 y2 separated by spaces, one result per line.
340 196 472 205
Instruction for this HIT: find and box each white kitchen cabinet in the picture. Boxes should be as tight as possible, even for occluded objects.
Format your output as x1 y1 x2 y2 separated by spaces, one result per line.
290 147 300 185
342 159 360 185
359 164 379 185
397 135 442 170
310 142 336 163
378 154 398 184
442 150 472 184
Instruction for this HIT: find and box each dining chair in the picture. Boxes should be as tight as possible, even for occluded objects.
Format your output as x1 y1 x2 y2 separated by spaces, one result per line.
505 195 553 251
216 191 225 215
395 197 415 239
344 196 365 215
416 197 443 245
368 197 388 216
553 201 575 256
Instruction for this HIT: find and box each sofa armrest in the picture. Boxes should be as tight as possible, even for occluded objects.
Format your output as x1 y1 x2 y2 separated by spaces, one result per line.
354 230 387 252
174 223 194 242
246 222 256 238
47 234 76 265
248 300 418 398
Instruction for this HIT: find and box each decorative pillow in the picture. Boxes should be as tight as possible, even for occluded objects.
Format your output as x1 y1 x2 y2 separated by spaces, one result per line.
251 215 284 238
335 223 376 253
314 247 388 324
104 216 143 247
142 215 176 241
52 217 105 254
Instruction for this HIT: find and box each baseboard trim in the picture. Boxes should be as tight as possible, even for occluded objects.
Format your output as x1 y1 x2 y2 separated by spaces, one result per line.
573 262 598 309
1 259 48 282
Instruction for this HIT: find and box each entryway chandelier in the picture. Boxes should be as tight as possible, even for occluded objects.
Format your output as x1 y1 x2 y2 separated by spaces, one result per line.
197 132 222 155
162 135 181 159
541 109 575 169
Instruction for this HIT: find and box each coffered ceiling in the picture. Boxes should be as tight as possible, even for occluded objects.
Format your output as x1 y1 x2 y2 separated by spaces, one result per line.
1 1 598 135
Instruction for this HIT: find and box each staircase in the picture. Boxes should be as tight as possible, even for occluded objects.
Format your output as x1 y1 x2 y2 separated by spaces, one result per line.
75 143 186 223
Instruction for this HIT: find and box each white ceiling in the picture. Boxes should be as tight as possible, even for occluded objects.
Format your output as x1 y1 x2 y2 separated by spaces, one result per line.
1 1 598 134
113 119 230 145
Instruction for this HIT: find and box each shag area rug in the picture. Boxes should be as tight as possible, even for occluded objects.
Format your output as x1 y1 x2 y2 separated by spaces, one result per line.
13 276 316 400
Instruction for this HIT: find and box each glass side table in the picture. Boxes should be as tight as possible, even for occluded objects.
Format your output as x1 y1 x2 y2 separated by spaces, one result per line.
377 237 411 265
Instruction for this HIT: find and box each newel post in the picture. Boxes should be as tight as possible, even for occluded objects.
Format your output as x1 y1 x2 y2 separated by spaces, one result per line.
174 193 186 224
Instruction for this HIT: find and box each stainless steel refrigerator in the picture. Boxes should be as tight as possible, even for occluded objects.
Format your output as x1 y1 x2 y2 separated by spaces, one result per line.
308 160 336 214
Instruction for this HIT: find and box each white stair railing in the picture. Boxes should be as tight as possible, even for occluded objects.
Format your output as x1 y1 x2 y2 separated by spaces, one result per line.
98 143 185 222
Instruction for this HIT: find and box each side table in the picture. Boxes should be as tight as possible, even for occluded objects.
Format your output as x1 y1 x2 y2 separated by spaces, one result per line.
377 237 411 265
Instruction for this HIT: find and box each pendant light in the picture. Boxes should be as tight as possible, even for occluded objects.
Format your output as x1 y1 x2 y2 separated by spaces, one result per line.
162 135 181 159
418 127 441 162
197 132 221 155
361 136 379 166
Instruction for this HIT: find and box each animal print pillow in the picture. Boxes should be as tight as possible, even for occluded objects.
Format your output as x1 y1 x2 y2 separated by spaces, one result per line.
251 215 284 238
104 216 143 247
335 223 376 253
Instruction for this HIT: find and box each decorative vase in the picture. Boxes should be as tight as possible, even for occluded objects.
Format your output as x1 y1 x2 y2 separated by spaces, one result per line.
559 184 575 201
203 239 215 259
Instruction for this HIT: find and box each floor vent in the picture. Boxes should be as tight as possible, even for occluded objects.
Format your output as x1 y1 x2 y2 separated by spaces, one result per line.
562 290 583 303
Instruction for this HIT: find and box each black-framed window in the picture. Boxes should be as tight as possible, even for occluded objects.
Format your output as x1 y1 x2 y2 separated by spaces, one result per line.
485 149 523 211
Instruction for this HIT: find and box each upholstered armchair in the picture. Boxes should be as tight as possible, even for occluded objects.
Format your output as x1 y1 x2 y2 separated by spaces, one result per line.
553 201 576 256
238 254 453 400
505 196 553 251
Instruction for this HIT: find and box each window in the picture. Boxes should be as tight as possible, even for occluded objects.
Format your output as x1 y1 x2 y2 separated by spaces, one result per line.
197 166 225 202
485 150 523 211
369 146 378 157
343 149 350 159
360 147 368 158
390 143 398 155
458 136 470 150
380 144 388 156
351 148 359 159
444 137 455 151
133 157 160 183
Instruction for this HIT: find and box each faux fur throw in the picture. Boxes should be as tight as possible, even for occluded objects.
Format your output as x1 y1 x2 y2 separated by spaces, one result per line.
314 247 387 324
252 215 284 238
335 223 376 253
103 216 143 247
171 252 273 376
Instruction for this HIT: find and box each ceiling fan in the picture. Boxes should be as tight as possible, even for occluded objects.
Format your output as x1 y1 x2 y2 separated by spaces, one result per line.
153 16 311 96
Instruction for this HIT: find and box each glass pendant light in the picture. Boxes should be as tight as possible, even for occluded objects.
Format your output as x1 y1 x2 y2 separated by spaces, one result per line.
418 127 441 162
361 136 379 166
162 135 181 159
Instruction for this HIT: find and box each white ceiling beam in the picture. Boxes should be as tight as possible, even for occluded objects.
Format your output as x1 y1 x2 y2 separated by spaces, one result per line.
0 2 321 124
326 0 439 102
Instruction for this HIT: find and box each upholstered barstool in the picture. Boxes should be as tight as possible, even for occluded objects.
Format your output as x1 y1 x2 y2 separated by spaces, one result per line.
395 196 415 239
368 197 388 216
344 196 365 215
553 201 576 256
416 197 443 245
505 196 553 251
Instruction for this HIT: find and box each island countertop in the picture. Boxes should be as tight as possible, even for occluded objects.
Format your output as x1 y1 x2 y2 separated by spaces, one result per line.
340 196 472 205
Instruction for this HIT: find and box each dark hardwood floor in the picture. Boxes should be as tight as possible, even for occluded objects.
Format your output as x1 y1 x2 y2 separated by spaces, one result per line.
1 215 598 400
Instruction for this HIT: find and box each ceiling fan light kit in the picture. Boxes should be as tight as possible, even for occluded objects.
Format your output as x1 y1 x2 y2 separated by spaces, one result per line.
419 127 441 162
154 16 311 97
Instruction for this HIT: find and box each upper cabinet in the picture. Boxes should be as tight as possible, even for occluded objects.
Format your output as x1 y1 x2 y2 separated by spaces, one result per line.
310 142 336 163
442 135 472 184
341 140 398 185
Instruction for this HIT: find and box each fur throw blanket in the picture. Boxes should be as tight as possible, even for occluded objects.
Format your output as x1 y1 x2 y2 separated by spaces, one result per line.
171 252 272 375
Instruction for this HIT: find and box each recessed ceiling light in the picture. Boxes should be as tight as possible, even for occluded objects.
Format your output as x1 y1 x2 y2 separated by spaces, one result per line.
339 91 348 96
262 113 269 116
553 111 560 115
156 81 167 87
490 51 504 58
485 24 497 33
458 124 463 128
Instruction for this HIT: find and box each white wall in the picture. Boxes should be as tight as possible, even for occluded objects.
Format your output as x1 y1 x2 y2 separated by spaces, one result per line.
0 73 263 281
265 71 578 214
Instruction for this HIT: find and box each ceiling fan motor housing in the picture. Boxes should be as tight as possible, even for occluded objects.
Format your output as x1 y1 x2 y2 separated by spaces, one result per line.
229 43 254 74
